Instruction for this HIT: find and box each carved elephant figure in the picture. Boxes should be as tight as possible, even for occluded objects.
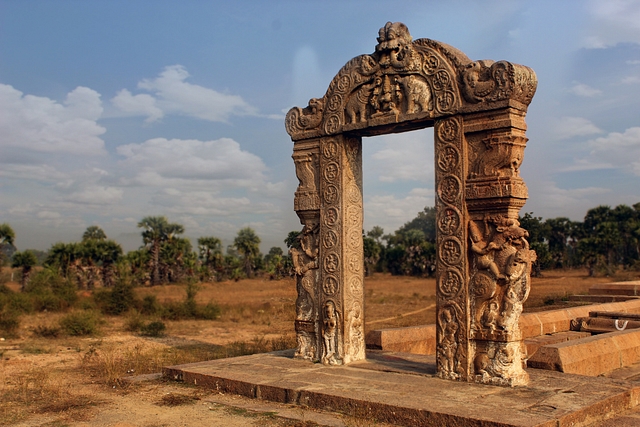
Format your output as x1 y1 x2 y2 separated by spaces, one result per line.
345 82 375 124
399 75 433 114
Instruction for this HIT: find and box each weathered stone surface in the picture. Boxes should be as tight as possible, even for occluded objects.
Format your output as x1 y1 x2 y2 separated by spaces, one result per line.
366 324 436 354
365 298 640 355
527 328 640 376
524 331 590 359
590 281 640 296
569 295 640 303
288 22 537 386
164 350 640 427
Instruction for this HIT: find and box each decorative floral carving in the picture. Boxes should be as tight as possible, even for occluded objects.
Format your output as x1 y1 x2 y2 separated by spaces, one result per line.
438 176 461 203
439 269 463 297
438 118 459 142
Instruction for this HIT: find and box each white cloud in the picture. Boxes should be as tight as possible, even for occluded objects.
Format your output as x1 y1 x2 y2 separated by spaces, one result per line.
151 189 252 216
554 117 602 140
568 82 602 97
0 84 106 155
111 89 163 123
622 75 640 84
589 127 640 175
364 188 435 232
528 180 611 219
63 186 124 205
586 0 640 47
0 164 68 182
112 65 256 123
117 137 268 186
367 131 434 183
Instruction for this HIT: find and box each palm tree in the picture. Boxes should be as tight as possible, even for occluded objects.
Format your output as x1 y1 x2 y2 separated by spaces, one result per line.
137 216 184 286
12 250 37 291
234 227 261 278
93 239 123 287
0 223 16 267
198 236 223 281
82 225 107 242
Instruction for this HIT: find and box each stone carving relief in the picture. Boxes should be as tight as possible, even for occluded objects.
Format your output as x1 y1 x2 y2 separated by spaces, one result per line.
462 60 536 106
287 23 537 387
291 215 320 361
293 150 320 211
473 341 528 386
469 216 536 342
322 300 342 365
434 116 469 381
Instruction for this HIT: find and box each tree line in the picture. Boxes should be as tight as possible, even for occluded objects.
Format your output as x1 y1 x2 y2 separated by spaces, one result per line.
2 202 639 289
362 203 640 278
0 216 290 290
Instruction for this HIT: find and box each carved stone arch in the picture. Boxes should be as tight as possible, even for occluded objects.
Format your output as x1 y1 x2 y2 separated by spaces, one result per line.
287 22 537 387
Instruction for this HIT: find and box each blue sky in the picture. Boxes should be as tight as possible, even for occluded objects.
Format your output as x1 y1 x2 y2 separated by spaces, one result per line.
1 1 640 252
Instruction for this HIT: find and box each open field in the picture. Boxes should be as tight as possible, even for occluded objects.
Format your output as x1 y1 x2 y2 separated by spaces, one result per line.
1 269 638 426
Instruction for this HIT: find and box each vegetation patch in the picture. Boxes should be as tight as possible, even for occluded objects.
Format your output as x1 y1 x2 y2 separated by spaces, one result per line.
156 392 200 406
59 310 102 336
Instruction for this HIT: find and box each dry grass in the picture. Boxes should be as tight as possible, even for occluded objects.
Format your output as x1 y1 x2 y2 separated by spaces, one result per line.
1 270 636 426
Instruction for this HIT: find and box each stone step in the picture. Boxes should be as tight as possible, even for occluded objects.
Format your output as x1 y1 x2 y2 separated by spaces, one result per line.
589 281 640 296
165 350 640 427
590 310 640 320
571 317 640 334
524 331 590 358
568 294 640 303
527 328 640 376
366 298 640 355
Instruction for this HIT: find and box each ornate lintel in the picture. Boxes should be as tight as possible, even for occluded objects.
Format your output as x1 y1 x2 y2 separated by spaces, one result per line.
285 23 538 141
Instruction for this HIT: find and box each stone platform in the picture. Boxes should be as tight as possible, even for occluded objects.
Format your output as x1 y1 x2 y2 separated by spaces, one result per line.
164 350 640 427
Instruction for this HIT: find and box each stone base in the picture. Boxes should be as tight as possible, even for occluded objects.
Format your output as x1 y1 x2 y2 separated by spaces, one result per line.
164 350 640 427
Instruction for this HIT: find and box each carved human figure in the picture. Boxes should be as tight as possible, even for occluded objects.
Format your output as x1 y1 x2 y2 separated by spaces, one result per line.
291 217 320 360
438 307 458 377
348 301 364 358
481 301 499 333
469 219 503 280
322 300 342 365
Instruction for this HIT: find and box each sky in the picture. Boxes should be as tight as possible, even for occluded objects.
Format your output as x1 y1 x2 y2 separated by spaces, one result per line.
1 1 640 253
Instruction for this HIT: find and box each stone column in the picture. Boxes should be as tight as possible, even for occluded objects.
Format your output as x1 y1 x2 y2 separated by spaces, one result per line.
317 135 366 365
463 107 535 386
292 139 321 361
434 116 471 381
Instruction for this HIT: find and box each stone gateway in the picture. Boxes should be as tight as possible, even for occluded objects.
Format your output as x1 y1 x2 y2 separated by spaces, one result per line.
285 22 537 386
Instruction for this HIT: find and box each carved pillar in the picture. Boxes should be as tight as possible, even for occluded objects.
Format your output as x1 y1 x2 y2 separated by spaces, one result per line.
317 135 365 365
435 116 471 381
292 139 321 361
462 107 535 386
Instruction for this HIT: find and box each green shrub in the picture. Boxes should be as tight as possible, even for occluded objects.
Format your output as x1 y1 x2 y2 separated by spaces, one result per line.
59 310 101 336
32 324 61 338
94 278 136 315
159 301 185 321
7 292 34 314
25 268 77 311
31 292 65 312
0 307 20 337
196 302 221 320
140 294 161 316
139 321 166 337
125 311 145 332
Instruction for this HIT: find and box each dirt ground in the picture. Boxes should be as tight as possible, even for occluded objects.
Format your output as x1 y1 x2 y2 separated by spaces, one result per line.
1 269 637 427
